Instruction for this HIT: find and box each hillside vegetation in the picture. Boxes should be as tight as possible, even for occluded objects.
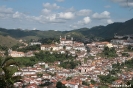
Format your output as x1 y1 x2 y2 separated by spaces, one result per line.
0 35 19 47
0 18 133 45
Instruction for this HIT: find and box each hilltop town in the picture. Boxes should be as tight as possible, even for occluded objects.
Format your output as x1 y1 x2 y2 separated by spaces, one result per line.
1 35 133 88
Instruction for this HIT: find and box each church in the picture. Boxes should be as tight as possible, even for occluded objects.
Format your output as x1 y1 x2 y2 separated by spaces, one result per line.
60 36 73 46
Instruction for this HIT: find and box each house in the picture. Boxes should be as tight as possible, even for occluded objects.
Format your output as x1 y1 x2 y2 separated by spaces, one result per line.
65 45 73 50
41 44 62 51
14 82 23 88
41 45 52 51
111 39 125 45
78 65 95 73
73 42 86 51
113 79 123 85
61 80 79 88
67 82 79 88
14 71 36 76
43 74 52 79
77 51 87 58
9 51 25 57
25 51 35 57
30 42 41 46
27 83 38 88
69 50 76 56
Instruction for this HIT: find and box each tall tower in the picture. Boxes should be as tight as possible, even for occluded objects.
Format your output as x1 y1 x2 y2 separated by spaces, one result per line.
71 37 73 41
60 36 62 40
65 35 66 40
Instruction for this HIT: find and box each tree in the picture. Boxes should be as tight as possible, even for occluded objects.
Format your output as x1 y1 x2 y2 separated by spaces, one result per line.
82 81 89 86
56 81 67 88
103 47 117 58
98 74 117 84
66 77 72 81
90 80 96 85
0 57 22 88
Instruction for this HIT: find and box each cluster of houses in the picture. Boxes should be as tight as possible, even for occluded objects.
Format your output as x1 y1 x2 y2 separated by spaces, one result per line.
41 36 86 57
8 36 87 58
6 35 133 88
111 35 133 45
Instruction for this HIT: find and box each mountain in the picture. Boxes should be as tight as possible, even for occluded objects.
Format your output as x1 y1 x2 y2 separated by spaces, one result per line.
74 18 133 38
0 18 133 43
0 28 63 41
0 35 19 47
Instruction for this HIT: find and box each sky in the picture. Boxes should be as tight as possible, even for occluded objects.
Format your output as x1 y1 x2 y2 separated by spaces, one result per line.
0 0 133 31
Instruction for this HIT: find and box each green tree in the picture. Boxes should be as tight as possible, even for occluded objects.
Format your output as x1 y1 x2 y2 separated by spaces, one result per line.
98 74 117 84
82 81 89 86
56 81 67 88
66 77 72 81
103 47 117 58
0 57 22 88
90 80 96 85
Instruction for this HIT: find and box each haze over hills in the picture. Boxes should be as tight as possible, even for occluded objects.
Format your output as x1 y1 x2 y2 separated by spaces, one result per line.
0 18 133 46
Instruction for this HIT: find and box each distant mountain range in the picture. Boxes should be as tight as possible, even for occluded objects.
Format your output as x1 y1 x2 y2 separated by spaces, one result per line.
0 18 133 47
72 18 133 38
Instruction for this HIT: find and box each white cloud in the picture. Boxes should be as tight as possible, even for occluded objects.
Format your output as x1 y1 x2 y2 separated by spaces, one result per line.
0 6 13 19
78 16 91 25
83 17 91 24
59 12 75 20
110 0 133 7
43 3 60 10
0 6 13 14
92 11 110 19
76 9 92 16
31 14 65 23
42 9 51 14
13 11 22 18
47 14 57 22
107 19 113 24
56 0 65 2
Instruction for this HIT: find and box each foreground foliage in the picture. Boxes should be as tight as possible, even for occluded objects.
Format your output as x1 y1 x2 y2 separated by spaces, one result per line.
0 57 22 88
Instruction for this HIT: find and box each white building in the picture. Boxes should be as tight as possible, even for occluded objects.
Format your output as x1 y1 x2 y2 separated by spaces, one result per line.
60 36 73 46
9 51 25 57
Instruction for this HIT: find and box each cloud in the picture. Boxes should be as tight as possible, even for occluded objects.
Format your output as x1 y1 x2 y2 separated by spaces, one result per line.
56 0 65 2
31 14 65 24
76 9 92 16
0 6 13 14
92 11 110 19
13 11 23 18
43 3 60 10
107 19 113 24
78 16 91 25
110 0 133 7
42 9 51 14
0 6 13 19
58 12 75 20
83 17 91 24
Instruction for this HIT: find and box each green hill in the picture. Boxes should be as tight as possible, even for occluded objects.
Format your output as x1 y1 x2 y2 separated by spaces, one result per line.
0 35 19 47
74 18 133 39
0 18 133 43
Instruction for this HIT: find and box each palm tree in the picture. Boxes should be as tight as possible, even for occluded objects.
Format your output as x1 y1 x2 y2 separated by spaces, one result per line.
0 57 22 88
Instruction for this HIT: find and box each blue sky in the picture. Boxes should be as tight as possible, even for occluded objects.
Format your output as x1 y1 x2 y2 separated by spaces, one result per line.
0 0 133 31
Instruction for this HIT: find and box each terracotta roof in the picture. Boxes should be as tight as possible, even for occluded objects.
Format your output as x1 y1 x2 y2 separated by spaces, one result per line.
61 80 68 84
